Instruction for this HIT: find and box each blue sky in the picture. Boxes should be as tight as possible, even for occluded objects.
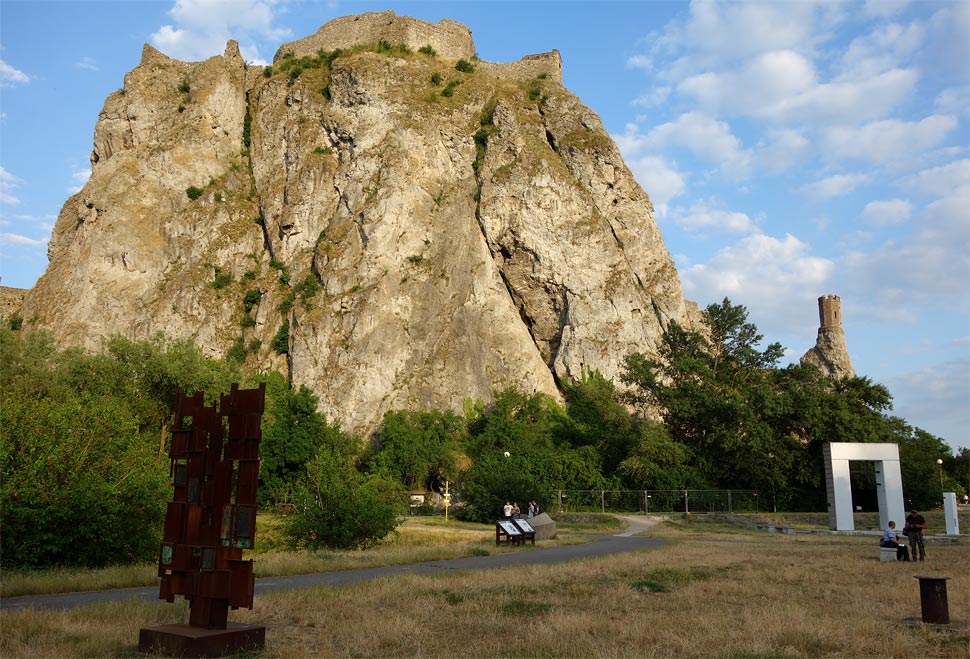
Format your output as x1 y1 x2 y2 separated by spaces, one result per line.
1 0 968 450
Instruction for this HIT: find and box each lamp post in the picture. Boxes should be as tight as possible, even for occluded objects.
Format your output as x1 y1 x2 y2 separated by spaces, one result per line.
936 459 944 500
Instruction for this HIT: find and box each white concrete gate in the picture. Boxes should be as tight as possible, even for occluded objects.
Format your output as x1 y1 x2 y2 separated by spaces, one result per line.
824 442 905 531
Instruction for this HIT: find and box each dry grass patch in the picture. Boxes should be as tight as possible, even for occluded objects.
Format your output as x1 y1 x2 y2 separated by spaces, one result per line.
3 521 966 657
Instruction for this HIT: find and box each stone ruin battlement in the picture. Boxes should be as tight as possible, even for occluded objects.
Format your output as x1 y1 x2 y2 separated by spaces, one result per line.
818 294 842 330
273 11 563 83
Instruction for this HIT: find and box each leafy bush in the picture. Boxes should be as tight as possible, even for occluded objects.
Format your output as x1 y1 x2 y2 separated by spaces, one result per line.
313 146 333 155
430 71 442 86
239 315 256 328
294 273 320 307
177 79 190 94
0 330 240 568
242 107 252 148
227 336 247 363
419 45 437 56
242 288 262 312
212 266 233 289
8 315 22 331
441 81 460 97
285 447 400 550
271 321 289 354
262 66 274 78
186 186 205 200
455 59 475 73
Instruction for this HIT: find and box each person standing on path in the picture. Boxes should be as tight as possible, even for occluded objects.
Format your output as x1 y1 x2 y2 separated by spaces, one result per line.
904 509 927 561
503 501 513 518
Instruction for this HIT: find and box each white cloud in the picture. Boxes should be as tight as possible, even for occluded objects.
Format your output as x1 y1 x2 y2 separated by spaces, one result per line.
821 115 957 165
677 50 817 116
935 87 970 115
74 56 99 72
752 129 812 173
860 199 913 226
759 67 918 125
626 156 686 217
632 86 670 108
669 198 759 234
67 167 91 195
800 173 870 199
0 232 47 246
0 166 22 205
843 183 970 314
903 159 970 198
838 21 925 80
887 359 970 449
864 0 910 19
151 0 292 62
0 59 29 87
636 112 745 166
680 233 835 335
626 55 652 71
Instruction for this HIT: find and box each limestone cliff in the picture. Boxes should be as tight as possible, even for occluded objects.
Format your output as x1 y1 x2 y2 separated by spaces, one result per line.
801 294 855 379
19 12 698 435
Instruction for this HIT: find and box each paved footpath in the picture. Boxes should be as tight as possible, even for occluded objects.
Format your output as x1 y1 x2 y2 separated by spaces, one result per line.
1 518 664 612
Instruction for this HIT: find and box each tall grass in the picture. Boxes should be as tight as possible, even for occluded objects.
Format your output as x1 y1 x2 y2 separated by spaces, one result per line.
2 521 967 657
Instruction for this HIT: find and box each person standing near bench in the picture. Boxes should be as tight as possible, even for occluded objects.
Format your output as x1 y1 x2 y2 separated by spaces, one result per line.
904 509 927 562
881 521 911 561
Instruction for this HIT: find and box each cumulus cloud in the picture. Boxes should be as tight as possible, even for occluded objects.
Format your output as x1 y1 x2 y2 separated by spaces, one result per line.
842 182 970 316
800 173 870 198
0 166 22 205
860 199 913 226
0 59 29 87
74 56 99 72
0 232 47 246
614 123 689 214
151 0 292 62
821 115 957 165
669 198 759 234
680 233 835 335
67 167 91 195
886 359 970 449
838 21 925 80
902 159 970 198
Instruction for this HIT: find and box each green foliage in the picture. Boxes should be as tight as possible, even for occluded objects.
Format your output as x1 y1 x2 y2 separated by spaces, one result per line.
441 80 460 97
313 146 333 155
418 45 437 56
177 79 190 94
0 329 239 568
185 186 204 200
242 288 262 313
430 71 442 86
276 291 296 315
255 372 334 506
455 59 475 73
528 85 541 101
212 266 233 289
242 107 252 148
285 442 400 550
321 85 331 100
227 336 247 363
371 409 468 490
271 321 289 354
262 66 274 78
239 315 256 328
294 273 321 308
460 389 608 522
8 315 22 331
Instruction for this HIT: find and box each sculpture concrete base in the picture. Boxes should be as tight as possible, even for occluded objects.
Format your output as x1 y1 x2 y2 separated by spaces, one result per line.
138 622 265 657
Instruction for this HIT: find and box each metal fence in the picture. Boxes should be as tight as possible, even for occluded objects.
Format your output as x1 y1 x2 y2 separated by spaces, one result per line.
543 489 761 514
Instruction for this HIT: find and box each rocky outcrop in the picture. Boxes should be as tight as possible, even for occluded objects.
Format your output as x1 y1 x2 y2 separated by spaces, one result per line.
801 294 855 379
19 14 698 435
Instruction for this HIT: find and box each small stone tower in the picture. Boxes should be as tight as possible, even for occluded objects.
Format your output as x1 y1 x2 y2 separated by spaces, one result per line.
801 294 855 379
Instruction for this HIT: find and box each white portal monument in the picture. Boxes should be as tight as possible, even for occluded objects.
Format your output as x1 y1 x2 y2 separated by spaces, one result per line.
823 442 905 531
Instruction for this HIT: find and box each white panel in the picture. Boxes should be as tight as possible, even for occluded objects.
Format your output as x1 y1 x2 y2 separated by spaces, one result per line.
828 442 901 462
943 493 960 535
830 459 854 531
874 460 905 530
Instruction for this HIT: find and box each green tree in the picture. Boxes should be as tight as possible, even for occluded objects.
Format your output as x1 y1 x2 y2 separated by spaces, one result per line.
460 389 608 522
284 439 400 550
371 409 468 491
255 372 331 506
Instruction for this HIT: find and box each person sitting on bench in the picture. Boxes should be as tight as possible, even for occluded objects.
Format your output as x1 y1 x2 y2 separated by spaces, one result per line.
881 521 910 561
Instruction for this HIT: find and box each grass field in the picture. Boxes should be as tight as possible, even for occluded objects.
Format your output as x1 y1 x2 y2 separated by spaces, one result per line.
1 515 967 658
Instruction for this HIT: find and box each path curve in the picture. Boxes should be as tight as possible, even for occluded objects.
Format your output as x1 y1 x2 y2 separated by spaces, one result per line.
1 519 664 612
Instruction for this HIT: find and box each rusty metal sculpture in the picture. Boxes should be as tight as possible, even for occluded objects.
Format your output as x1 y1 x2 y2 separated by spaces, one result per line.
139 383 266 657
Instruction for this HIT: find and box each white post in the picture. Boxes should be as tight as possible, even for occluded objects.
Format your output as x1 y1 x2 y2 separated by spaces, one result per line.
943 492 960 535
